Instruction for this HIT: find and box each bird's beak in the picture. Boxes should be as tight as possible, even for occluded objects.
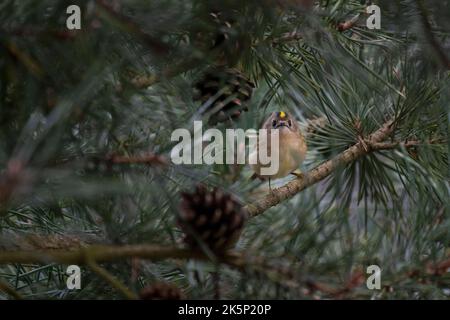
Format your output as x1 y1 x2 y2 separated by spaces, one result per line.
275 121 289 129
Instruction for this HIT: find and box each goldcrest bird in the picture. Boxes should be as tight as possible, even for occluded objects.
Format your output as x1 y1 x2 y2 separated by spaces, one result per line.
249 111 307 189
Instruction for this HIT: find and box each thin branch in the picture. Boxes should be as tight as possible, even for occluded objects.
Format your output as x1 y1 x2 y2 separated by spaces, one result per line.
243 120 394 218
0 232 100 251
86 257 138 300
95 0 170 56
272 12 361 45
0 237 291 283
0 280 23 300
369 139 444 151
0 243 298 290
0 244 194 265
129 56 202 89
0 239 448 299
417 0 450 69
0 152 167 208
305 269 365 299
107 152 168 166
0 242 290 283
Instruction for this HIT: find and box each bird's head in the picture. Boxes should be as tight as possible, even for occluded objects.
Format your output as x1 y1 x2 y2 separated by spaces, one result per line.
263 111 297 132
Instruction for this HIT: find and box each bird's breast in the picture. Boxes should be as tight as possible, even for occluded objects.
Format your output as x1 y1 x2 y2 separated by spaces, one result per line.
250 130 307 179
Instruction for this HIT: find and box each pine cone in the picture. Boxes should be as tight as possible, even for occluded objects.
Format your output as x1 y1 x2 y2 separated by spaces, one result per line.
194 67 255 125
178 185 247 253
197 9 246 62
139 282 185 300
209 11 235 49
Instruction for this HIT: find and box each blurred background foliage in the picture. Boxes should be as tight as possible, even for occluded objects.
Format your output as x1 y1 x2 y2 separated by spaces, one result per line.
0 0 449 299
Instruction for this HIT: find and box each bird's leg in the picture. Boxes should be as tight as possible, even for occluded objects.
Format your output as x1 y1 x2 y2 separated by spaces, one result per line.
268 178 273 193
291 169 304 179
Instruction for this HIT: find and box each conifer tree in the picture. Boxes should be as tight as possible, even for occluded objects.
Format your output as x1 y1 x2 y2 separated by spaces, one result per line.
0 0 448 299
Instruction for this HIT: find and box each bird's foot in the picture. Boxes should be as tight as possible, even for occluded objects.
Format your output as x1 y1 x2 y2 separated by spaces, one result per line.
268 178 277 195
268 185 276 194
291 169 304 179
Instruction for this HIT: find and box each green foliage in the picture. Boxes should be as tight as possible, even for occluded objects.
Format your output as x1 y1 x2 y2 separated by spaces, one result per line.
0 0 449 299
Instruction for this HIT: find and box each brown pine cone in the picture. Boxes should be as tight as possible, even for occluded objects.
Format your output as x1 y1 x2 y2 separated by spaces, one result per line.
178 184 247 253
194 67 255 125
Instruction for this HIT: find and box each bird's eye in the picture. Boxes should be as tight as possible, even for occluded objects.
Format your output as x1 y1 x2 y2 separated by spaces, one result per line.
272 120 277 127
288 120 292 127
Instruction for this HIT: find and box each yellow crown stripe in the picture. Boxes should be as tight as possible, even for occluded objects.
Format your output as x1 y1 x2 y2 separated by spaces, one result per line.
279 111 286 119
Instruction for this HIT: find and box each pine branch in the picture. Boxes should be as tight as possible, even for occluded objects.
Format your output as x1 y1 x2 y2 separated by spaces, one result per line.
369 138 445 151
0 237 293 283
0 243 288 283
0 232 101 250
107 153 168 166
304 116 328 135
244 120 395 218
0 244 196 265
0 239 448 299
86 258 138 300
